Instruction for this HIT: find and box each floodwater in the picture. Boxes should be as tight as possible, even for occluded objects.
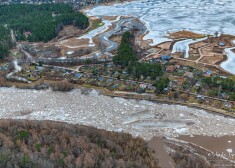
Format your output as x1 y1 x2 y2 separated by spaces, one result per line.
148 137 175 168
178 135 235 161
87 0 235 46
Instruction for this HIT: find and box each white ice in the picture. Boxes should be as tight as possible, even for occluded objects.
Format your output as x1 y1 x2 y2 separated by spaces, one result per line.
172 37 207 58
220 47 235 75
77 16 120 46
1 87 235 140
86 0 235 46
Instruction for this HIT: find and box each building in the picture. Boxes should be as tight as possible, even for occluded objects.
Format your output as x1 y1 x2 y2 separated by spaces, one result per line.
161 55 172 61
166 65 175 73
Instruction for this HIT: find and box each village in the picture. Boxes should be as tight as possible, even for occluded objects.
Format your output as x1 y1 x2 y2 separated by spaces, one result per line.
1 45 235 114
0 1 235 117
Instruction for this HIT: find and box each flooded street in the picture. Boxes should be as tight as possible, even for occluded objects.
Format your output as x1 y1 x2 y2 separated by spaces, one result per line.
1 87 235 140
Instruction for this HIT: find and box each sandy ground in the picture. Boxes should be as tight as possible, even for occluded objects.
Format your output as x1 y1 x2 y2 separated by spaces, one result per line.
1 87 235 141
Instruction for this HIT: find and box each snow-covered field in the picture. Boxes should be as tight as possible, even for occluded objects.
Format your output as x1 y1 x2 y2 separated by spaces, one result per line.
1 87 235 140
87 0 235 46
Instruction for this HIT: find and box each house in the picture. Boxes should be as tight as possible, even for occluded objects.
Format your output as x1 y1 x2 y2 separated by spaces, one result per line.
166 65 175 72
139 84 147 89
147 85 156 90
35 66 44 71
24 31 32 35
205 70 212 75
196 95 205 101
122 70 127 74
220 75 228 79
161 55 172 61
194 82 201 89
74 73 83 79
111 84 119 89
98 77 104 81
204 70 212 77
175 64 181 69
182 66 188 70
184 72 194 78
224 101 232 108
176 77 185 85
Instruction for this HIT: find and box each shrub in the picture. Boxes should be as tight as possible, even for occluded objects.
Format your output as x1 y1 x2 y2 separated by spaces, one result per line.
49 81 74 92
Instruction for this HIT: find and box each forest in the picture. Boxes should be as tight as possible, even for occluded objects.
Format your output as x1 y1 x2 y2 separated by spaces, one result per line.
113 31 163 80
0 119 158 168
0 4 89 59
0 25 12 59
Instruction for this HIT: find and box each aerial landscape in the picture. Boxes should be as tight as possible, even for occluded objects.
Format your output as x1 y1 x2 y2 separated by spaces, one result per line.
0 0 235 167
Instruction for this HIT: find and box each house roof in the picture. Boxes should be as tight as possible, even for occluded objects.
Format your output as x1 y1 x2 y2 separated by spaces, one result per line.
24 31 32 35
166 65 175 72
74 73 83 78
161 55 171 60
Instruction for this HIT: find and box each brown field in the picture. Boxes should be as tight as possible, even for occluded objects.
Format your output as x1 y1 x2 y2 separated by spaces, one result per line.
168 30 206 39
157 41 172 50
58 25 81 37
200 55 223 64
57 38 90 48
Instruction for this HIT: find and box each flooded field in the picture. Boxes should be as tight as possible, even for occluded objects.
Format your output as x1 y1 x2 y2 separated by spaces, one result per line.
1 87 235 140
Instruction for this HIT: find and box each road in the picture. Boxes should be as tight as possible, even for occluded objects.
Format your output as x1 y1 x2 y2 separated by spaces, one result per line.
18 44 36 64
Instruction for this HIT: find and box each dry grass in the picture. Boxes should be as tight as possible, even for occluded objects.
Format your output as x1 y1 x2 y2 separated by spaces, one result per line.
168 30 206 39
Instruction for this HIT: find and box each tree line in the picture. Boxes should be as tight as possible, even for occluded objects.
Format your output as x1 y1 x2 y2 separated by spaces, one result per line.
203 76 235 100
0 26 12 59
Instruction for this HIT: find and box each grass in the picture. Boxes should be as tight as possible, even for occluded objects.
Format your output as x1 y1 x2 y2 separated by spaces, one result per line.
89 19 104 32
17 130 29 140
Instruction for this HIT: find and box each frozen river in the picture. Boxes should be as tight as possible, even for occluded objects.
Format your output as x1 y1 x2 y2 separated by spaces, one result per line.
87 0 235 46
1 87 235 140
